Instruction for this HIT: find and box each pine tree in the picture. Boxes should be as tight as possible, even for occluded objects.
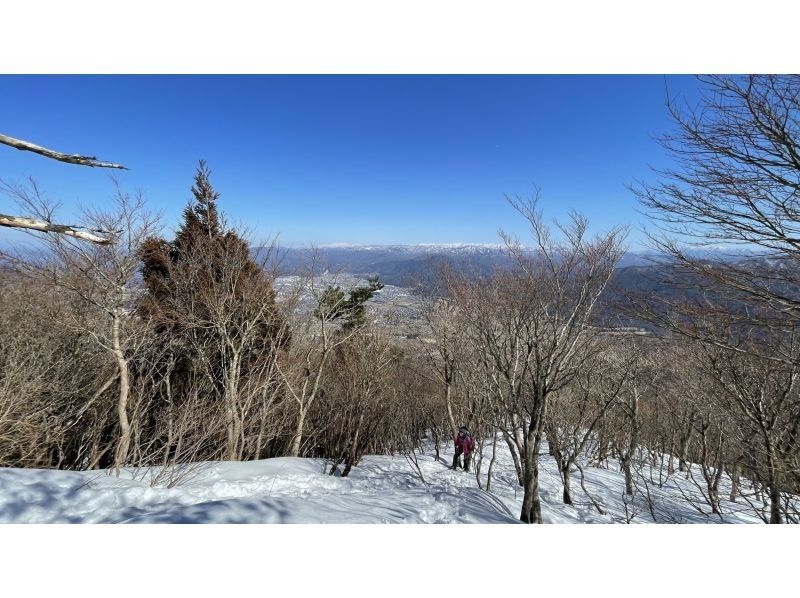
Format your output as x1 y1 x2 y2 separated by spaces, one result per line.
140 161 274 326
137 161 284 460
174 160 222 251
315 276 384 331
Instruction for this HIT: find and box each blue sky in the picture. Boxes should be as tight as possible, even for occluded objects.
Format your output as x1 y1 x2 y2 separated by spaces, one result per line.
0 75 702 249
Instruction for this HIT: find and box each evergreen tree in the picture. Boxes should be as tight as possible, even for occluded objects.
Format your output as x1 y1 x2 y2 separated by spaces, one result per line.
315 276 384 331
139 161 275 328
174 160 222 251
137 161 284 460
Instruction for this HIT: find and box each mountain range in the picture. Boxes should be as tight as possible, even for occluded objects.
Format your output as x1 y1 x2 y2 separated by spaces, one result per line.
262 243 667 287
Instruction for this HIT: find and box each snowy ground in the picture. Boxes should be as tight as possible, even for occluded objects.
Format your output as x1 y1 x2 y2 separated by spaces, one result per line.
0 438 787 523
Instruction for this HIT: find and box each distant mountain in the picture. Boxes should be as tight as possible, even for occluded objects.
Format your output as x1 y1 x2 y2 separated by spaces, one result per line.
258 244 666 287
256 244 787 335
258 244 513 286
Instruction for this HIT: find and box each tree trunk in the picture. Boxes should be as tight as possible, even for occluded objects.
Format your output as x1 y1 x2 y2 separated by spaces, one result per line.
623 388 640 496
473 438 484 489
224 352 242 460
769 484 782 524
520 396 547 524
502 429 524 486
432 423 441 461
444 378 458 438
486 431 498 493
111 313 131 476
729 462 740 502
667 431 676 476
520 469 537 523
520 436 544 523
562 462 573 505
709 483 720 515
763 426 783 524
595 438 609 468
290 408 306 457
341 412 365 478
679 412 696 473
622 455 633 496
546 425 573 505
341 460 353 478
699 429 723 516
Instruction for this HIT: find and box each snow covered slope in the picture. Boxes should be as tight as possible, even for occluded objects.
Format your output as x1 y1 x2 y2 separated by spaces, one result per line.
0 439 783 523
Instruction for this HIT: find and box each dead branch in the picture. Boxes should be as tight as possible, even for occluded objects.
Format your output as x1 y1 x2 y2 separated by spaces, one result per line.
0 213 113 244
0 133 127 169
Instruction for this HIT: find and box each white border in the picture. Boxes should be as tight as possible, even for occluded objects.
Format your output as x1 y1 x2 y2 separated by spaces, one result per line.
3 524 797 594
2 1 798 594
1 1 798 73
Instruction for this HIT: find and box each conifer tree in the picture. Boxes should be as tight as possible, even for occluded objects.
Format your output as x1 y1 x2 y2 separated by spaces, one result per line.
137 161 284 460
315 276 384 331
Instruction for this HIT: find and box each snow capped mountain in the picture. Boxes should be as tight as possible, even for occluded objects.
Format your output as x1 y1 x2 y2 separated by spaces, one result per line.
260 243 514 286
316 242 508 253
257 244 675 286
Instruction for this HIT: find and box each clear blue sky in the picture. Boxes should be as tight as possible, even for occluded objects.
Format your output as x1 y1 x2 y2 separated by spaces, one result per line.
0 75 702 249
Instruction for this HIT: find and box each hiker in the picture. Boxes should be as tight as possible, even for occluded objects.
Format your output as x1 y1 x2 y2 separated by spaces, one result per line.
452 426 474 472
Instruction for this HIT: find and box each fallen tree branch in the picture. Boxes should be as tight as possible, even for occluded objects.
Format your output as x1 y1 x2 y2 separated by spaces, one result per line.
0 133 127 169
0 213 113 244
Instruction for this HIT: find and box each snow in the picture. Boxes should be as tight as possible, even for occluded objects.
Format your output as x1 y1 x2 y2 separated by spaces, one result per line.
0 438 785 524
2 441 796 598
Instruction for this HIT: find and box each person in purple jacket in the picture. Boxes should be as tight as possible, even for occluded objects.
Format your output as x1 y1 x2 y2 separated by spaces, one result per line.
452 426 475 472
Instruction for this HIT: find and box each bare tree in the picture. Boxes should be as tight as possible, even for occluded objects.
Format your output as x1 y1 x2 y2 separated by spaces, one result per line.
0 180 160 474
625 75 800 523
313 326 400 476
277 261 374 458
633 75 800 364
0 271 111 468
694 339 800 523
418 286 464 439
546 334 631 505
451 193 626 522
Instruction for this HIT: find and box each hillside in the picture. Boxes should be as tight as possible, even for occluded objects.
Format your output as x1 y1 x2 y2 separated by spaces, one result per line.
0 437 780 524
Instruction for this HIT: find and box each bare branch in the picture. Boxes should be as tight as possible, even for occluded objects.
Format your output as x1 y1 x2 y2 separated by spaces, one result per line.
0 212 114 244
0 133 127 169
